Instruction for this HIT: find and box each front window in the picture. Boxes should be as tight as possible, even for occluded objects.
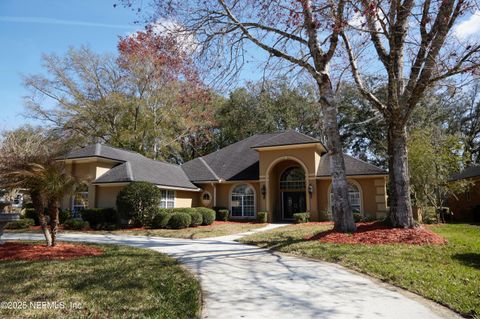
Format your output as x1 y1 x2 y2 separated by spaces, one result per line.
231 184 255 217
160 190 175 208
330 183 361 213
280 166 305 190
72 186 88 218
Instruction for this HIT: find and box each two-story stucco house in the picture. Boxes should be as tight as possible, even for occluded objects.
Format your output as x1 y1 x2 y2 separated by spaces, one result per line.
59 131 388 222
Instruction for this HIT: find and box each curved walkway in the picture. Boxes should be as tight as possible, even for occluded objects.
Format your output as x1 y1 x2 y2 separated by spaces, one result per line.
4 226 459 319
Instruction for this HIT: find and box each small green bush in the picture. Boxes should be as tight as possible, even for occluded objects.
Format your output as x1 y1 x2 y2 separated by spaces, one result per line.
196 207 215 225
167 212 192 229
172 207 196 214
361 215 377 222
293 212 310 224
116 181 161 226
81 208 117 228
151 210 172 229
95 223 119 231
24 208 39 225
319 210 332 222
188 211 203 227
352 212 362 223
59 209 72 224
256 211 268 223
217 209 229 221
5 218 35 229
63 219 90 230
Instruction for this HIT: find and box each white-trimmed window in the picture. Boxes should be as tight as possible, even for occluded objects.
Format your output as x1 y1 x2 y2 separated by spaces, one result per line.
72 191 88 218
160 190 175 208
231 184 255 217
330 183 361 213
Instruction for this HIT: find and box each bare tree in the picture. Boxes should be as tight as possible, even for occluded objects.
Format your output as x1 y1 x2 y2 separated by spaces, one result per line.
341 0 480 227
122 0 357 232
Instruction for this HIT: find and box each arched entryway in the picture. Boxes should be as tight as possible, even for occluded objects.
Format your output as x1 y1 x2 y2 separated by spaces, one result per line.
265 157 309 222
280 167 307 220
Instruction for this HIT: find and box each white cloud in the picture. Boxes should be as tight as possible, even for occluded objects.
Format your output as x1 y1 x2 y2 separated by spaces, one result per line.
454 11 480 39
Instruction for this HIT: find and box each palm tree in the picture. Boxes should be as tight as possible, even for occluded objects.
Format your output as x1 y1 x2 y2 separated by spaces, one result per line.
30 162 79 246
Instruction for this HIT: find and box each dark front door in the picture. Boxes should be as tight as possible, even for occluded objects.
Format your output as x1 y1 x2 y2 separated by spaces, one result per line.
282 192 306 220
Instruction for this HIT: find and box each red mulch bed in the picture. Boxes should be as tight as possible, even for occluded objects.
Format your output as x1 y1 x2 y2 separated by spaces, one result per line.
307 222 446 245
0 242 103 261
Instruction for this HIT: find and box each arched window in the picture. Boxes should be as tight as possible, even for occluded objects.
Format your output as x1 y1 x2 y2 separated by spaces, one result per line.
280 166 305 190
330 183 361 213
231 184 255 217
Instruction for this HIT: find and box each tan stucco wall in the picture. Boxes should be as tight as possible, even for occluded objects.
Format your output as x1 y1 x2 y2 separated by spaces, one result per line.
317 177 387 219
96 185 124 208
175 190 198 208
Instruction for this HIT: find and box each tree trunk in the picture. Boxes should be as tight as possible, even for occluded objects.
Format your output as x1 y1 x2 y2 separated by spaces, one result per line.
30 191 52 246
48 200 60 246
387 124 415 228
318 78 356 233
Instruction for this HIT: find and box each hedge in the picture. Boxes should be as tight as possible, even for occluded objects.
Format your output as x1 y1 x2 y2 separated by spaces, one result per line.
63 219 90 230
188 211 203 227
24 208 39 225
217 209 229 221
5 218 35 229
293 212 310 224
81 208 117 228
167 212 192 229
196 208 215 225
256 212 268 223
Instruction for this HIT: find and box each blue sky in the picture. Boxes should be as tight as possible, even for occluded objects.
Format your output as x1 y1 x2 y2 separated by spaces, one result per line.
0 0 140 130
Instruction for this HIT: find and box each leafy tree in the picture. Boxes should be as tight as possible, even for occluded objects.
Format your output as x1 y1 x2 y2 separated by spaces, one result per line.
24 43 218 163
342 1 480 227
408 127 471 222
215 80 322 148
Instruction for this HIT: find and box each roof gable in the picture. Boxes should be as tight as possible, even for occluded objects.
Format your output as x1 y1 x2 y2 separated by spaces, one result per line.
252 130 324 149
317 154 387 176
62 144 198 190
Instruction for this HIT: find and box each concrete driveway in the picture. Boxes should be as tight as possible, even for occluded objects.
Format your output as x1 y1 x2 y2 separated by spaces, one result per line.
4 226 459 319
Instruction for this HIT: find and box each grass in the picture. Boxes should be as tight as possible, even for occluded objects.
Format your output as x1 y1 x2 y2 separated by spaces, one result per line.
6 222 266 239
0 242 201 319
239 223 480 318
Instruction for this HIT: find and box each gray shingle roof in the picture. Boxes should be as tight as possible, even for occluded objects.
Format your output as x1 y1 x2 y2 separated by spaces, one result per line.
252 130 324 148
182 133 280 181
316 154 387 177
61 144 199 190
450 165 480 181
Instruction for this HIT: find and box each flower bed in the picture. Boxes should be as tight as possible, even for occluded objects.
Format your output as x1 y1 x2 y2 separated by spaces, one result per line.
307 222 446 245
0 242 103 261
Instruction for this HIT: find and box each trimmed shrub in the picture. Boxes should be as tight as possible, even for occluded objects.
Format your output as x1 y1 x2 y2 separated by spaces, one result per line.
24 208 39 225
150 209 172 229
196 207 215 225
167 212 191 229
188 211 203 227
319 210 332 222
352 212 362 223
81 208 117 228
293 212 310 224
256 211 268 223
63 219 90 230
59 209 72 224
116 181 161 226
5 218 35 229
217 209 229 221
172 207 197 214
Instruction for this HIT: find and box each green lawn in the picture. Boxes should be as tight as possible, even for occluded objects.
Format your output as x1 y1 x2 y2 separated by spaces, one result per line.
0 243 201 319
6 222 266 239
239 223 480 318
